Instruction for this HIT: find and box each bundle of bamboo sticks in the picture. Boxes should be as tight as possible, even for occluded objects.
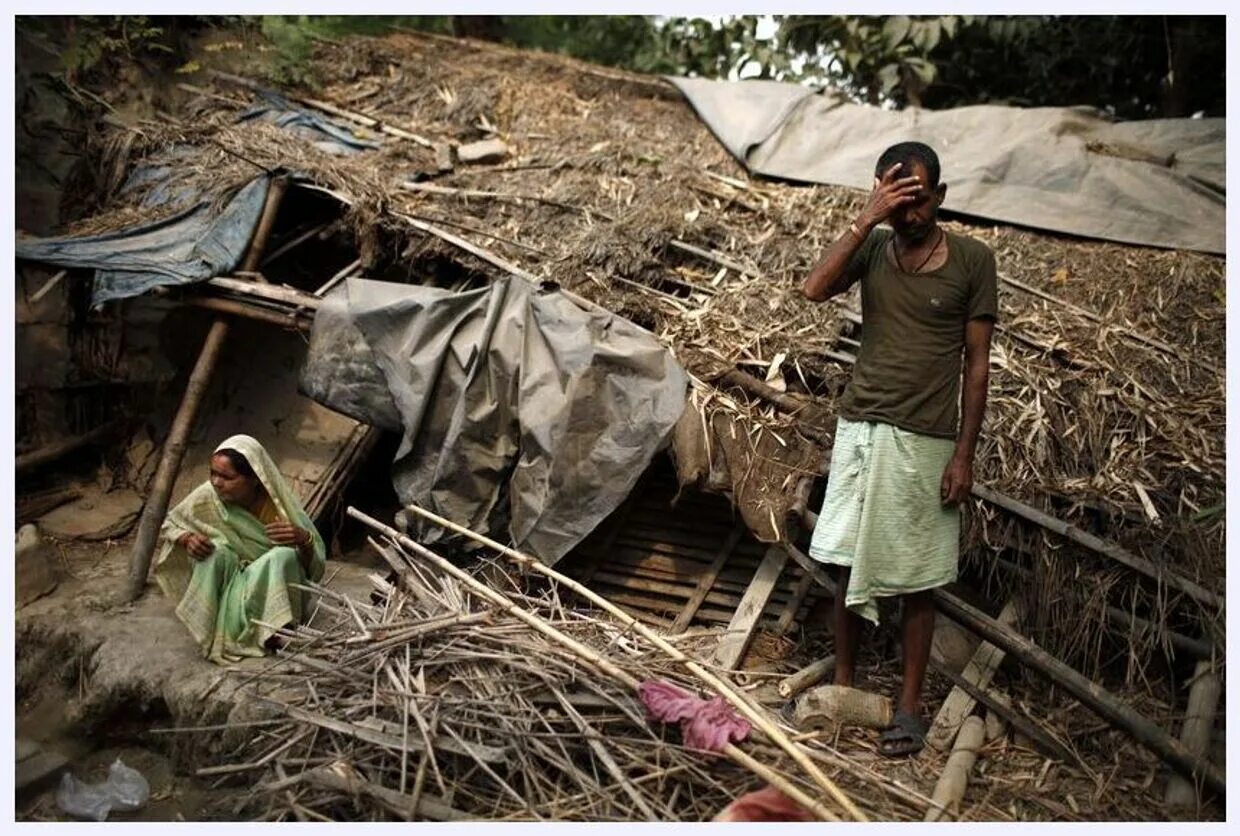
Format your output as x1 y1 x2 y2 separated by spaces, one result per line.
200 509 933 822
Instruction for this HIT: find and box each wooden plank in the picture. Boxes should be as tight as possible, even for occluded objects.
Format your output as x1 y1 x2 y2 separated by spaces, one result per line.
927 599 1020 751
592 586 795 627
618 532 768 558
596 564 802 612
602 553 755 591
577 492 640 584
775 567 816 635
672 521 746 633
714 545 788 670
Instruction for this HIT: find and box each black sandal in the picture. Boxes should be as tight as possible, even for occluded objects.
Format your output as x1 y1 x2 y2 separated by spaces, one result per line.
879 709 926 757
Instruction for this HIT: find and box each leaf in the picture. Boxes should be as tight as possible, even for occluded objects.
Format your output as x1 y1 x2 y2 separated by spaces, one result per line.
940 15 957 39
921 20 942 52
174 60 201 75
883 15 912 47
878 62 902 92
905 57 938 85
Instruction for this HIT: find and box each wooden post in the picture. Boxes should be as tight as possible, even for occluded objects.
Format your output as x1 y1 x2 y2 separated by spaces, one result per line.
714 545 787 670
778 656 836 700
1165 661 1222 807
927 600 1020 751
670 521 745 633
124 175 289 602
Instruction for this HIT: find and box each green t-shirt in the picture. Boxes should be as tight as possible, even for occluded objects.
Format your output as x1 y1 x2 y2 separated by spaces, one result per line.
837 227 998 439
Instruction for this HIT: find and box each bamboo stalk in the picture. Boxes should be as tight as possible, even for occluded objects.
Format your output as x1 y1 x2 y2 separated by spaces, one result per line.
29 269 67 304
924 715 985 822
933 590 1225 797
207 276 323 310
778 656 836 700
1165 660 1222 807
298 763 469 821
382 503 868 822
15 418 125 474
178 295 310 331
971 483 1219 610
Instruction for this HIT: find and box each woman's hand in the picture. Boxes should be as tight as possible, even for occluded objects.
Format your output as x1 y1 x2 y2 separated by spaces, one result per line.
179 532 215 560
266 521 310 549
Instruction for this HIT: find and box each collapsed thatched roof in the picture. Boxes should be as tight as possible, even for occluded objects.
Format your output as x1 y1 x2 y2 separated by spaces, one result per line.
63 30 1223 671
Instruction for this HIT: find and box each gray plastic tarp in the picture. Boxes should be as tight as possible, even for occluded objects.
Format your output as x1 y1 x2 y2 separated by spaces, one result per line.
15 174 271 306
670 77 1224 254
300 276 689 564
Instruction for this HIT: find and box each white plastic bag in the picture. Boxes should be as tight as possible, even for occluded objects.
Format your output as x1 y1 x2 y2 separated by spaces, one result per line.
55 758 150 821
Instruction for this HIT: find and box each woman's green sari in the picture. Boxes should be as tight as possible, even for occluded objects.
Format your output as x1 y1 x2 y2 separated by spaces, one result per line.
154 434 326 664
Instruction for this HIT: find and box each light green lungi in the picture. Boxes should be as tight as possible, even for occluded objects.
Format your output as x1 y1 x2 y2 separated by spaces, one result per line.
808 417 960 624
154 434 325 664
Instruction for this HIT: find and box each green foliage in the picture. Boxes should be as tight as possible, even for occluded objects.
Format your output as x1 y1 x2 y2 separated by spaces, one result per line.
17 16 177 78
258 16 453 88
693 15 1223 117
498 16 666 70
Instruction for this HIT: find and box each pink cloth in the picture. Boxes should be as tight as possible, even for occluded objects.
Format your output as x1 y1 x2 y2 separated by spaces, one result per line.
638 680 751 752
713 785 817 822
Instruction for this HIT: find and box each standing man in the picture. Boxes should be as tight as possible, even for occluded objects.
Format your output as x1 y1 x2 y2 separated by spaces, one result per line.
800 142 997 756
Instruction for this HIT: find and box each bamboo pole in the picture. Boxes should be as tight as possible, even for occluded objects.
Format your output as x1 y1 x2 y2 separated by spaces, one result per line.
125 175 289 601
207 276 323 310
1165 660 1222 807
381 503 868 822
207 68 434 148
971 484 1219 610
933 590 1225 797
179 296 310 332
923 715 985 822
778 656 836 700
15 418 125 474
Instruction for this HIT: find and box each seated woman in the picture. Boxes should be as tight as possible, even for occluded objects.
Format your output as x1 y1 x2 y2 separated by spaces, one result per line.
154 434 325 664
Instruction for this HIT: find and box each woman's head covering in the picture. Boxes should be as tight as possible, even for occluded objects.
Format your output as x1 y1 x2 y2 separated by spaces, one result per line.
213 434 296 521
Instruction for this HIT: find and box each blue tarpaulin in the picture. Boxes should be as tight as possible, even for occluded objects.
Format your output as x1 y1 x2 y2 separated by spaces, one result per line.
16 174 271 306
15 89 380 306
239 91 380 155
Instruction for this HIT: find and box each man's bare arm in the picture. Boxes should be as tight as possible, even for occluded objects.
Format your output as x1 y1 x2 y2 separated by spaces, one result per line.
941 317 994 504
801 162 922 302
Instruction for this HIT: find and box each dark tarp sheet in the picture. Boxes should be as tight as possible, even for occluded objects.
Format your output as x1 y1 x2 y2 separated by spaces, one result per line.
669 77 1224 254
15 174 271 306
300 276 689 565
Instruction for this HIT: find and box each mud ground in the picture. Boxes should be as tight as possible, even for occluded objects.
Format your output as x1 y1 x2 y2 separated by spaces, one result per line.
15 528 377 822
